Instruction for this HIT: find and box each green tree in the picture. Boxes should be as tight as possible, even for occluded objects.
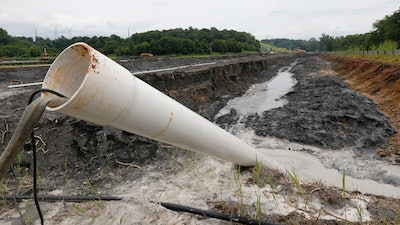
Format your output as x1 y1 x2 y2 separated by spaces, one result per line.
373 8 400 44
319 33 334 51
0 28 13 45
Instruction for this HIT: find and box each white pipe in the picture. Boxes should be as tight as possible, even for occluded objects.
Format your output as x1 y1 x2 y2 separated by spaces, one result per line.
131 62 216 75
6 63 213 89
41 42 283 169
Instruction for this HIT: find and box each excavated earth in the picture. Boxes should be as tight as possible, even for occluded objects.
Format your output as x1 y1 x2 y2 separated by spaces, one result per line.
1 54 400 224
322 55 400 162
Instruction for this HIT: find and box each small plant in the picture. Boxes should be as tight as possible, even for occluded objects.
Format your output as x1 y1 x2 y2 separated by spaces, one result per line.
35 164 41 192
206 167 215 173
286 166 304 196
119 211 125 224
0 179 5 204
233 165 243 205
219 184 223 201
84 178 104 208
254 157 263 187
356 205 363 223
84 177 98 196
64 159 69 188
72 204 85 214
185 150 199 165
342 169 347 199
383 210 399 225
16 150 24 194
24 217 33 225
105 164 111 173
233 165 242 193
267 177 278 205
255 189 262 223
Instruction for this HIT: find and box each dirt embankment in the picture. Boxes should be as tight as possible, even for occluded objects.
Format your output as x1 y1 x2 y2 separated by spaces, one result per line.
323 55 400 162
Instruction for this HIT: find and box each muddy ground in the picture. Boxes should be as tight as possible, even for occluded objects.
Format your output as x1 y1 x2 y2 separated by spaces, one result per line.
323 55 400 162
1 54 400 224
244 57 395 152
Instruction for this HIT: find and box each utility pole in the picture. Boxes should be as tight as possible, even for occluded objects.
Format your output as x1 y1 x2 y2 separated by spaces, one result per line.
34 28 38 42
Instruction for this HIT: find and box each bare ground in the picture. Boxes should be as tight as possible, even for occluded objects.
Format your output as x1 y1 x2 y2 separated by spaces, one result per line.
0 54 399 224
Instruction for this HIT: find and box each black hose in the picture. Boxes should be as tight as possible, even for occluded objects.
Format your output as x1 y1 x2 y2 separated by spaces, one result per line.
27 89 67 225
159 202 280 225
2 195 122 202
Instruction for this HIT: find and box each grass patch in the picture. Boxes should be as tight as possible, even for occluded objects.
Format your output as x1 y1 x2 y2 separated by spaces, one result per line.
331 52 400 63
286 166 304 196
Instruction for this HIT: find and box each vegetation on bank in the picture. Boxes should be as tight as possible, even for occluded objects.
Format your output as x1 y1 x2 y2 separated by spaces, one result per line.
261 38 320 52
329 51 400 64
262 8 400 53
318 8 399 53
0 27 260 59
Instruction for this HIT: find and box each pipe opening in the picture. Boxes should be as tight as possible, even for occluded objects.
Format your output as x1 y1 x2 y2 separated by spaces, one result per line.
41 43 91 110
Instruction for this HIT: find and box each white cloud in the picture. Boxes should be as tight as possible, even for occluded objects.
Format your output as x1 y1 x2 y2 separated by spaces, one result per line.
0 0 398 40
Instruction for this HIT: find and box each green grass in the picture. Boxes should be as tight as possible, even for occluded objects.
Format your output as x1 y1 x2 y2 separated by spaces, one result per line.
72 204 86 214
0 179 5 204
267 177 278 205
332 51 400 63
233 165 242 192
84 177 98 196
260 42 290 53
255 189 262 223
342 169 347 199
286 166 304 197
254 157 263 187
233 165 243 205
356 206 363 223
16 150 24 194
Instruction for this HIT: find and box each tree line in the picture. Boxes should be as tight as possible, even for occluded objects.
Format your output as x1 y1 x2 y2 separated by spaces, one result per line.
319 8 400 52
1 7 399 58
0 27 260 58
262 8 399 53
261 38 320 52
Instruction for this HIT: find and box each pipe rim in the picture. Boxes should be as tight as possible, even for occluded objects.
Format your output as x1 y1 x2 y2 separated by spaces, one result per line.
41 42 93 111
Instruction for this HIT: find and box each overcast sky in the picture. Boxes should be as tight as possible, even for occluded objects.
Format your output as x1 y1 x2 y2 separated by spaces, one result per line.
1 0 398 40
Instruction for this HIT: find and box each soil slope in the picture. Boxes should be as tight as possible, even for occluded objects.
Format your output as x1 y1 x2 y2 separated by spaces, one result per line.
323 55 400 163
244 56 394 152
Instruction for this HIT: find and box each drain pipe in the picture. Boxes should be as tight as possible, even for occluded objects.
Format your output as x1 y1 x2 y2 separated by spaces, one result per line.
38 42 283 170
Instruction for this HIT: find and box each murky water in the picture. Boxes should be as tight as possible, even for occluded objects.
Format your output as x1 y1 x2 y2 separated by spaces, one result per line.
215 60 298 118
216 61 400 198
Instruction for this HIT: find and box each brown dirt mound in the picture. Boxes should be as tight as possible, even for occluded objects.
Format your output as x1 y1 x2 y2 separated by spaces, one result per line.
324 55 400 162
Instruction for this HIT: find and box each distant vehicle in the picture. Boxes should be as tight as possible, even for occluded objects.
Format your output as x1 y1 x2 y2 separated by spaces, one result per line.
294 48 306 55
42 48 49 60
140 52 154 58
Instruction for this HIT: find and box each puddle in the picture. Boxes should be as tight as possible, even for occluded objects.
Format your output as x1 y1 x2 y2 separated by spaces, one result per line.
215 60 298 118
